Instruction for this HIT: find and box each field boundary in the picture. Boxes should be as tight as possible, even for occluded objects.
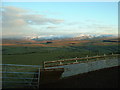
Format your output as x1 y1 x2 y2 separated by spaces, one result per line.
43 53 119 68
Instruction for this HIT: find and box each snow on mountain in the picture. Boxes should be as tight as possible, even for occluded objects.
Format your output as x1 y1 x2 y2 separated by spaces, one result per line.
24 33 117 41
73 33 117 40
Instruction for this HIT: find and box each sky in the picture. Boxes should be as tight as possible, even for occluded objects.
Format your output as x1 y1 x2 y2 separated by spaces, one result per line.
1 2 118 38
2 0 120 2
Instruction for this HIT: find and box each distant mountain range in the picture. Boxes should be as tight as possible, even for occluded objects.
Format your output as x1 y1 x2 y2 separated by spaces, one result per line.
24 34 117 41
2 33 119 47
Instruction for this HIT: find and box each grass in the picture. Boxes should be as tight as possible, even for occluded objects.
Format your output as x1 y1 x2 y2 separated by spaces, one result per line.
2 40 119 89
2 43 119 65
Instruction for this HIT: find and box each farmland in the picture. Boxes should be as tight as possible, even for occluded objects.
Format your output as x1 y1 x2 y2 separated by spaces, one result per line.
2 37 119 65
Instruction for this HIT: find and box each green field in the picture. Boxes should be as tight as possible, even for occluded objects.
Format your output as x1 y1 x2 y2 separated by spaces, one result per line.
2 41 119 88
2 43 119 65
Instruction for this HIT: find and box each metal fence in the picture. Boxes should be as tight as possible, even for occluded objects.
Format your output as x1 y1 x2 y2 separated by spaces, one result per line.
0 64 41 89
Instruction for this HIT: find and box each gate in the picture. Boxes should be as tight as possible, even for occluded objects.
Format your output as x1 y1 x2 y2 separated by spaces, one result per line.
0 64 41 89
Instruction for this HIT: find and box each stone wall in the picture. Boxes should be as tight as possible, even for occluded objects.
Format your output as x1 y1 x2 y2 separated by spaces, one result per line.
61 58 119 78
45 56 119 78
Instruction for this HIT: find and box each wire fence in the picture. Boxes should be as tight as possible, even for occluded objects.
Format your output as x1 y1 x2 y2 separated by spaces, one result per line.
0 64 41 89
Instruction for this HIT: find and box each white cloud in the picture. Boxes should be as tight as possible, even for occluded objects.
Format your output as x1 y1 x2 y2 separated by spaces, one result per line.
22 14 64 25
2 6 64 38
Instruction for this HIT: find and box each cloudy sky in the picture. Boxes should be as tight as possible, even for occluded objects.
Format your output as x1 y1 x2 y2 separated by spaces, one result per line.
2 2 118 38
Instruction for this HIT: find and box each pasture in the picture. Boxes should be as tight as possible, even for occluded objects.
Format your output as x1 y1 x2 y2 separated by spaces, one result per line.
2 43 119 65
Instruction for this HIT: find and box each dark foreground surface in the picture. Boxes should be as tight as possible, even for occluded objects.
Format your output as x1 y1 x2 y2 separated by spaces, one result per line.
40 66 119 88
2 66 119 89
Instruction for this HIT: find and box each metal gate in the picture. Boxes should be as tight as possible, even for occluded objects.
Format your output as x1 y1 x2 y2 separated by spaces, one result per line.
0 64 41 89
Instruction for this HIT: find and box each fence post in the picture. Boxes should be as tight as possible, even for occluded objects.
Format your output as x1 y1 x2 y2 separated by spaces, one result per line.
75 60 78 63
112 53 114 55
60 62 63 65
96 55 99 60
104 54 106 59
75 57 78 63
37 67 41 89
86 55 88 61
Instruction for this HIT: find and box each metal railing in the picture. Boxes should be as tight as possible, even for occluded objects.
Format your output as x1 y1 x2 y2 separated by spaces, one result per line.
0 64 41 89
43 53 119 68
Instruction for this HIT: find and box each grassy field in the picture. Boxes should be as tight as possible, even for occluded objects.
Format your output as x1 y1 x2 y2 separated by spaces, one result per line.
2 38 119 89
2 39 119 65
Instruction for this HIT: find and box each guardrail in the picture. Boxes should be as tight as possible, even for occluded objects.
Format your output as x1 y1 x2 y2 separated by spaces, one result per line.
43 54 119 68
0 64 41 89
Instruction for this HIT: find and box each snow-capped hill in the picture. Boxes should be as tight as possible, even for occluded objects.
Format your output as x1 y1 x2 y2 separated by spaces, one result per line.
24 33 117 41
73 33 117 40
